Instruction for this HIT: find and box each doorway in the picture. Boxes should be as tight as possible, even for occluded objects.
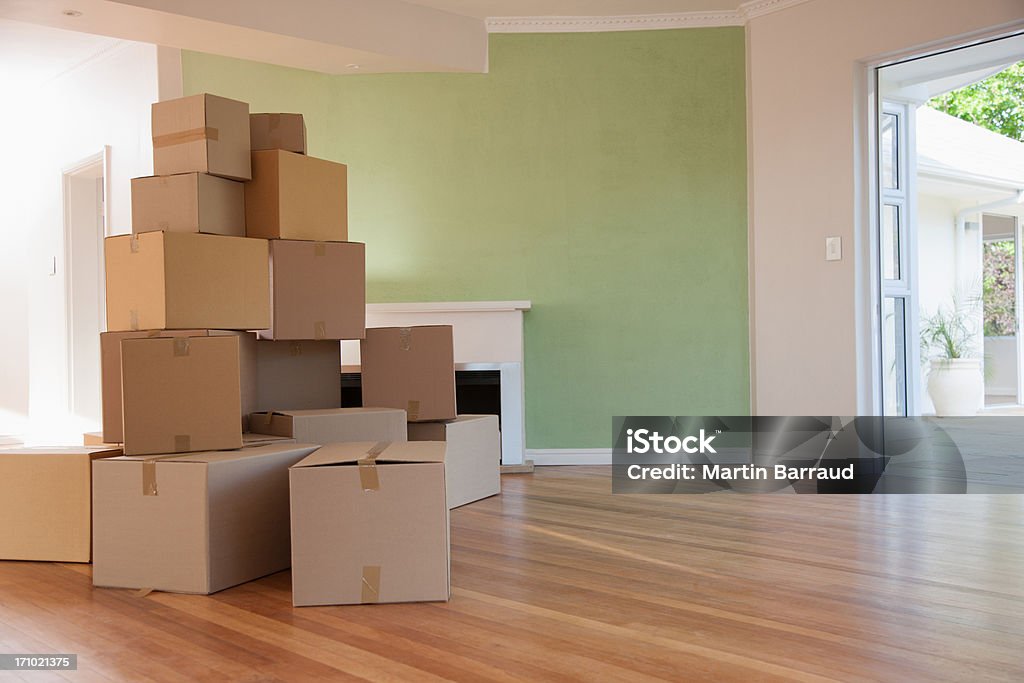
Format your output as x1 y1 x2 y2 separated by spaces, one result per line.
875 34 1024 416
63 149 108 426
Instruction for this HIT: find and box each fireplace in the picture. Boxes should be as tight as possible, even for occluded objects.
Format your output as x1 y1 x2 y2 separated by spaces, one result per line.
341 301 531 465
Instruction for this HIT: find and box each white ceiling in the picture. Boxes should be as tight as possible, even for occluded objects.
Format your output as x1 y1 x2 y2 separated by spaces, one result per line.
0 18 122 90
403 0 743 18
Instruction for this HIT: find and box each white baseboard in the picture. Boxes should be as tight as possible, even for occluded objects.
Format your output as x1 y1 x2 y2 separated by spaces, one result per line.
526 448 612 466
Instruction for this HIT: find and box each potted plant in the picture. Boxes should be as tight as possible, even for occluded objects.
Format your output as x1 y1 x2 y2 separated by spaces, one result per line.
921 302 983 416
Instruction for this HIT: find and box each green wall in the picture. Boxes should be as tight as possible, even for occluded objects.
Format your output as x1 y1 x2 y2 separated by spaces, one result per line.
183 29 749 449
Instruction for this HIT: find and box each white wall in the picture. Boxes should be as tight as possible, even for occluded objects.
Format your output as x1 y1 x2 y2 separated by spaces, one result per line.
3 41 159 442
746 0 1024 416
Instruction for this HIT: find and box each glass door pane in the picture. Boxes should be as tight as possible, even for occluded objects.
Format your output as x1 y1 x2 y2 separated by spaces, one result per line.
882 296 908 416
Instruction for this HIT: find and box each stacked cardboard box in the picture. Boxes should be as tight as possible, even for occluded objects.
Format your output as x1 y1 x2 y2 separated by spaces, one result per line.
82 92 503 604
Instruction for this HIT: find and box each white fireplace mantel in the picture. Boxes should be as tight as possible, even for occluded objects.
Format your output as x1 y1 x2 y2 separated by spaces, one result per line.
342 301 531 466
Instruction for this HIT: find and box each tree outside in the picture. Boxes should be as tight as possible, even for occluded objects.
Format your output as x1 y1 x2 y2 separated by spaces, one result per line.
983 240 1016 337
928 61 1024 142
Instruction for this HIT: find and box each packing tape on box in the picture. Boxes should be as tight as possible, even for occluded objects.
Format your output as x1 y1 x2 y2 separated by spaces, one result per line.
398 327 412 352
313 243 326 257
407 400 420 422
289 342 302 356
361 565 381 603
314 322 326 340
358 441 390 492
152 126 219 149
129 310 139 331
140 451 192 496
173 338 190 356
268 113 281 132
129 234 140 253
174 434 191 453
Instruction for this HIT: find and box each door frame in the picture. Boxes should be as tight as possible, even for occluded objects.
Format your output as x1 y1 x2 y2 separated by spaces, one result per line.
857 24 1024 417
61 146 110 416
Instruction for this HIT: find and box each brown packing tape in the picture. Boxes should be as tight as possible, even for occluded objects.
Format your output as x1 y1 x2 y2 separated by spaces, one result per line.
398 327 412 351
289 341 302 356
361 565 380 604
174 434 191 453
313 243 326 257
129 310 139 331
129 235 140 253
407 400 420 422
152 126 219 149
314 322 326 340
268 113 281 131
142 461 158 496
173 338 190 356
357 441 390 492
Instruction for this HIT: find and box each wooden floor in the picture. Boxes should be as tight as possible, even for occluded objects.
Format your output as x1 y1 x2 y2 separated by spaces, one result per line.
1 467 1023 682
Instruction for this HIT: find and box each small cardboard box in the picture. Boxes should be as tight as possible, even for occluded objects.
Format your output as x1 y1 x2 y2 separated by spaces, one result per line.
0 446 121 562
360 326 456 422
250 113 306 154
131 173 245 236
152 93 251 180
289 441 449 606
245 150 347 241
253 340 341 413
120 335 244 456
409 415 501 509
262 240 364 341
251 408 407 444
93 442 318 594
104 231 270 332
101 330 257 444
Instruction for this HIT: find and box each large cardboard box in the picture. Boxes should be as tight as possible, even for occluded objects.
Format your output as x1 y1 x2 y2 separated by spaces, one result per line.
409 415 500 509
152 93 251 180
131 173 244 236
121 335 244 456
252 408 407 444
93 442 318 594
262 240 364 340
0 446 121 562
245 150 347 241
104 231 270 332
360 326 457 422
253 340 341 412
250 113 306 154
289 441 449 606
102 330 257 444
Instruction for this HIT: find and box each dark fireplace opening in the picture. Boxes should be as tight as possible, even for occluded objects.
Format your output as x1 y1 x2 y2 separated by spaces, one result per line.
341 370 502 427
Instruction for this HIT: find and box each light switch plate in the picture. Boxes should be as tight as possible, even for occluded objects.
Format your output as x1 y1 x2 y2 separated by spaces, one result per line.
825 236 842 261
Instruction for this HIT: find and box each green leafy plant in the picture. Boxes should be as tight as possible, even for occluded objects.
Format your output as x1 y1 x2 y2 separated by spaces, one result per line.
982 240 1016 336
921 301 976 361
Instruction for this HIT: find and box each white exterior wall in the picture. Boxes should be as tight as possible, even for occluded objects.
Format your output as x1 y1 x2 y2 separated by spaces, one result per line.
0 41 158 441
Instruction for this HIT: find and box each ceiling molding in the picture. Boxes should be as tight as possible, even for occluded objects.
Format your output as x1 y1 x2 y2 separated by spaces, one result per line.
485 0 812 33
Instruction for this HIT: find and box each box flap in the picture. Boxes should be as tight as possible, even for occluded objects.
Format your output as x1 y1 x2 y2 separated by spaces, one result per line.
111 441 317 465
1 446 121 458
257 407 402 419
292 441 445 468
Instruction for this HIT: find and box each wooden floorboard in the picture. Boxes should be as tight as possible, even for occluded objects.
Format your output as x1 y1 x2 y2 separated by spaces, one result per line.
0 466 1022 681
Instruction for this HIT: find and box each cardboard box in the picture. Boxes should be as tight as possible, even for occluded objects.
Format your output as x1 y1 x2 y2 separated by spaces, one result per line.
262 240 364 340
409 415 500 509
289 441 449 606
84 432 119 447
131 173 244 236
250 113 306 154
121 335 244 456
93 442 318 594
102 330 257 444
251 407 406 444
104 231 270 332
152 93 251 180
245 150 347 241
0 446 120 562
360 326 456 422
253 340 341 412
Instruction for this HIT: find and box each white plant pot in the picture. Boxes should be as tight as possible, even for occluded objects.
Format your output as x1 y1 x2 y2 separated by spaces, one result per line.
927 358 982 416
